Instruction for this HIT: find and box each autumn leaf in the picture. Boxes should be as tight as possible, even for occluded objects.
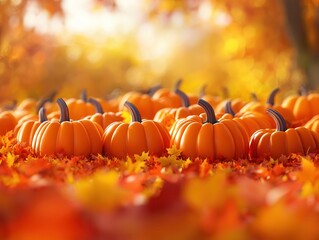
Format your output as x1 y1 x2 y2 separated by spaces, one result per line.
74 170 132 211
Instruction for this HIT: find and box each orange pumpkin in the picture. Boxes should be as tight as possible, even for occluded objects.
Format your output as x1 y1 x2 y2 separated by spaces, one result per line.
169 99 249 160
65 89 96 120
153 89 204 130
249 109 319 159
86 98 124 130
32 98 103 156
102 101 171 158
0 111 18 136
281 89 319 125
119 91 168 120
238 88 296 127
224 101 274 137
199 85 222 108
304 115 319 133
17 107 48 146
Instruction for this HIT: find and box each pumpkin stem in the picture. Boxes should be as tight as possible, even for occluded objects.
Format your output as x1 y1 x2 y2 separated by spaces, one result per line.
222 87 229 99
88 98 104 114
251 93 258 101
147 84 162 96
124 101 142 123
266 88 280 106
173 79 183 91
298 85 308 96
198 99 218 124
266 108 287 132
225 101 235 116
175 89 190 107
57 98 70 123
39 107 48 122
81 89 88 102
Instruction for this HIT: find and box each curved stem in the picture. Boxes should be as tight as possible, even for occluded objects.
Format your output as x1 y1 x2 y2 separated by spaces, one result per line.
175 89 190 107
198 99 218 124
124 101 142 123
266 88 280 106
57 98 70 123
266 108 287 132
225 100 235 116
38 107 48 122
88 98 104 114
36 98 50 114
173 79 183 91
147 84 162 96
298 85 308 96
251 93 258 102
81 89 88 102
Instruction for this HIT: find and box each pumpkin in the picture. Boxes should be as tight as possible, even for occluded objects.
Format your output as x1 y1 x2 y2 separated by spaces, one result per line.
119 91 168 120
304 115 319 133
169 99 249 161
238 88 296 127
86 98 124 130
224 101 274 137
249 108 319 159
65 89 96 120
31 98 103 156
17 107 48 146
0 111 18 136
151 79 199 107
214 97 246 115
281 89 319 125
102 101 171 158
199 85 222 108
153 89 204 130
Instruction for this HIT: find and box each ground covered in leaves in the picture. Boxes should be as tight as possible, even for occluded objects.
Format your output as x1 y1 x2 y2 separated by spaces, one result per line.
1 131 319 240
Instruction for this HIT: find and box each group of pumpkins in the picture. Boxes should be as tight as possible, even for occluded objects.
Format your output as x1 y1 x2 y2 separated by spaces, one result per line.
1 81 319 161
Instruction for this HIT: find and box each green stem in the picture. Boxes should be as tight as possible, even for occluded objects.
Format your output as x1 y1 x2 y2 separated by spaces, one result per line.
175 89 190 107
38 107 48 122
225 101 235 116
57 98 70 123
266 108 287 132
266 88 280 106
198 99 218 124
124 101 142 123
88 98 104 114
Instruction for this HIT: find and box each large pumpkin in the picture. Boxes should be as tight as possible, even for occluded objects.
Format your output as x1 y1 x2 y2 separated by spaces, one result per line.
249 108 319 159
32 98 103 156
102 101 171 158
170 99 249 161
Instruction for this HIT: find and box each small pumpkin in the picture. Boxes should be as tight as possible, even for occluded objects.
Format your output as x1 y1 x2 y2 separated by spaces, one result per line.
249 108 319 159
151 79 200 107
0 111 18 136
238 88 296 127
169 99 249 161
224 101 274 137
86 98 124 130
102 101 171 158
281 88 319 125
199 85 222 108
119 90 168 120
17 107 48 146
153 89 204 130
65 89 96 120
32 98 103 156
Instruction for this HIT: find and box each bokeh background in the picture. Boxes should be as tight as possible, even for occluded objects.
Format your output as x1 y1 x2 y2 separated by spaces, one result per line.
1 0 318 105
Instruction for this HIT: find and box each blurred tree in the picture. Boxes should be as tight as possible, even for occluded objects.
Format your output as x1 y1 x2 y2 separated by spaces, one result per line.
0 0 319 106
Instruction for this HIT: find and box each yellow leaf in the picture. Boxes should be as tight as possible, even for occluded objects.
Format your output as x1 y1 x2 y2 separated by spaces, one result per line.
74 171 131 211
6 152 15 167
158 154 183 168
124 153 147 173
297 157 318 183
134 151 149 162
167 144 182 157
